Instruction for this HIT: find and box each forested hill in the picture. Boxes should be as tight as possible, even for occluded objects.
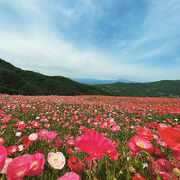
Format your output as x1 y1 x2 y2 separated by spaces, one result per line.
0 58 108 96
94 80 180 97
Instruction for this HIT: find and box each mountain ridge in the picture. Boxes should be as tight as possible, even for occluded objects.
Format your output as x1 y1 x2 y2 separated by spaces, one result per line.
94 80 180 98
0 58 109 96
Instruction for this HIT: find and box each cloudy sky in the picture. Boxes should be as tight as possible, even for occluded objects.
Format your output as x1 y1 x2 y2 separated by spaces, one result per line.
0 0 180 82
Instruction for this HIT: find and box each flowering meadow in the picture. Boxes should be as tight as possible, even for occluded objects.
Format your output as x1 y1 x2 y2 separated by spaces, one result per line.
0 94 180 180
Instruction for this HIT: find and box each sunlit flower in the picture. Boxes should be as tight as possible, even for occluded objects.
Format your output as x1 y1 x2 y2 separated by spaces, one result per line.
130 136 153 154
0 158 12 174
26 153 45 177
15 132 22 137
28 133 39 142
18 145 24 152
47 152 65 169
6 154 32 180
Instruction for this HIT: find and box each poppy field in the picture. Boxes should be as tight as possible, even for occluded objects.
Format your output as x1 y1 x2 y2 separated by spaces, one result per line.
0 94 180 180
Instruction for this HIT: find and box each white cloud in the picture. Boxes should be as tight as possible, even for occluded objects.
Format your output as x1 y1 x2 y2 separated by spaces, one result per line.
0 0 180 82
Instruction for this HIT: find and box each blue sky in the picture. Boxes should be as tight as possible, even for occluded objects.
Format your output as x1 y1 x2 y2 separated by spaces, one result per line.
0 0 179 82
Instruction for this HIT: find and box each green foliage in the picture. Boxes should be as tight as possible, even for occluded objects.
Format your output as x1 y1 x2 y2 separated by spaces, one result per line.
0 58 109 96
94 80 180 97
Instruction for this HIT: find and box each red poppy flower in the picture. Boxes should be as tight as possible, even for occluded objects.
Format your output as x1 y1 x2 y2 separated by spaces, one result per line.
6 145 19 156
159 127 180 150
68 156 84 175
19 136 31 149
54 137 63 148
132 173 145 180
137 127 153 140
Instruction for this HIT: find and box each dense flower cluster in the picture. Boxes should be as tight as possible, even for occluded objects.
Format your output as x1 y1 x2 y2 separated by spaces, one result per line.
0 94 179 179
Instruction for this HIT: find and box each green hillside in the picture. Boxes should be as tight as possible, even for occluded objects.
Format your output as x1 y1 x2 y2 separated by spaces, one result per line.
94 80 180 97
0 58 108 96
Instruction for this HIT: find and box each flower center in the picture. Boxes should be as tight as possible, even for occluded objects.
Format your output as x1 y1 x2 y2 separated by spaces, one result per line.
31 161 38 168
137 142 144 148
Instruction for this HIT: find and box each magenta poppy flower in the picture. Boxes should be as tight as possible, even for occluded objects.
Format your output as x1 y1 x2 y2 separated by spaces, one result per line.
46 131 57 141
6 154 32 180
38 129 48 140
66 140 75 146
0 145 7 172
26 153 45 177
75 131 118 160
57 171 80 180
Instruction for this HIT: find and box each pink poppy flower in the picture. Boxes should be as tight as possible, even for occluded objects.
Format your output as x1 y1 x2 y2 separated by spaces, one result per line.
2 115 11 122
6 154 32 180
38 129 48 140
0 145 7 171
46 131 57 141
111 125 120 132
57 171 80 180
152 161 171 180
40 118 48 122
131 136 153 154
26 153 45 177
66 140 75 146
75 131 118 160
0 158 12 174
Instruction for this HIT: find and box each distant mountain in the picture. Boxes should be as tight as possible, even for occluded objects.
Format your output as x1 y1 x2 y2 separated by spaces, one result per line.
0 58 109 96
71 78 137 85
94 81 180 98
